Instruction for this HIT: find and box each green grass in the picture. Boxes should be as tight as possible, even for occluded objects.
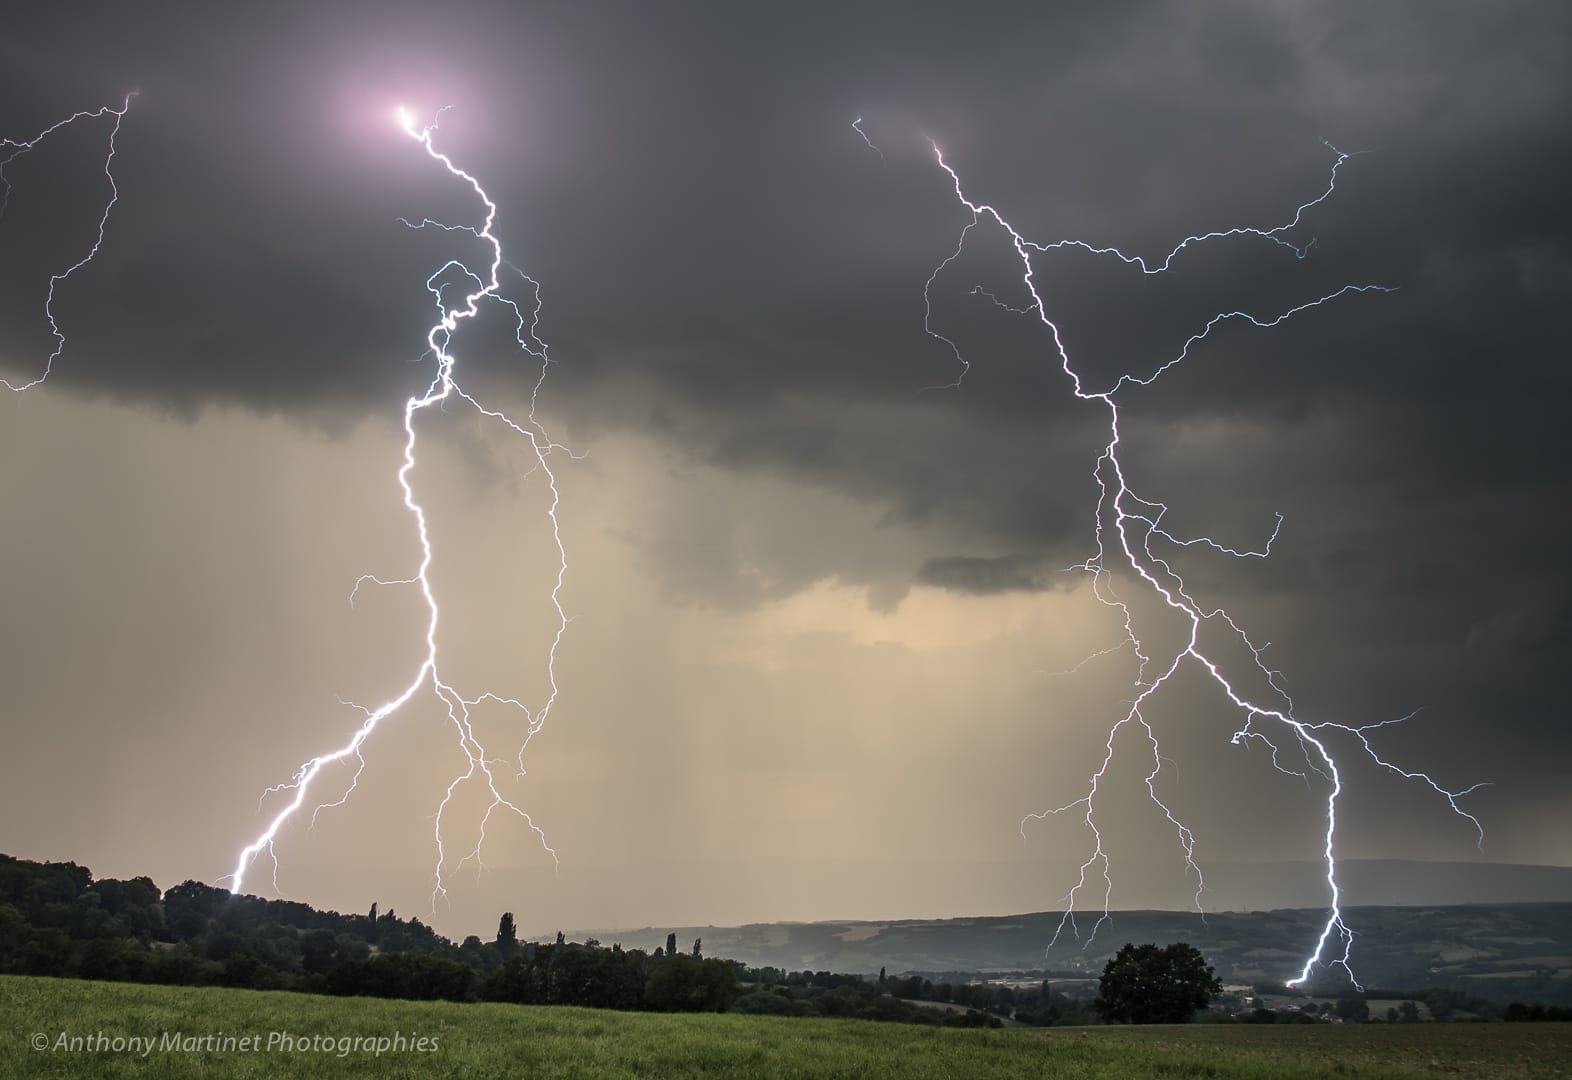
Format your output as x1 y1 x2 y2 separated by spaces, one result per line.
3 974 1568 1079
1088 1023 1572 1079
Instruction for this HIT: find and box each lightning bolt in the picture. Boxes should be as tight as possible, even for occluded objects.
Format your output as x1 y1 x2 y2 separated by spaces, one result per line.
852 116 885 162
227 107 572 910
2 95 133 392
892 130 1486 988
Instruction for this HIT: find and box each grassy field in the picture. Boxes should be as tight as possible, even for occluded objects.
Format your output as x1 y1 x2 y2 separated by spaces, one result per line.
4 974 1569 1079
1090 1023 1572 1079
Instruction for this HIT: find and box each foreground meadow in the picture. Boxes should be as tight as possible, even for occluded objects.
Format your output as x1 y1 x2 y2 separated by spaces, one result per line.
4 974 1568 1079
1088 1021 1572 1079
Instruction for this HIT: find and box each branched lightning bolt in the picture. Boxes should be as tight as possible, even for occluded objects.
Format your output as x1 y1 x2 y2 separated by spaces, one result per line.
895 130 1485 987
2 95 132 392
227 107 572 910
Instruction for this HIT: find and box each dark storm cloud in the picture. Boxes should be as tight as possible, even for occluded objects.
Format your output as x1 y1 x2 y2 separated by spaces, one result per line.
8 3 1564 422
916 553 1054 595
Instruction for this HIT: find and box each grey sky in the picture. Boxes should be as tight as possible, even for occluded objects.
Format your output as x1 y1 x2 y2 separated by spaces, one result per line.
1 1 1567 939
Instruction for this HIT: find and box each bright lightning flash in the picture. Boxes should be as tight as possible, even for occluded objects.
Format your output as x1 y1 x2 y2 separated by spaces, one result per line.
1 95 132 392
228 107 572 910
904 133 1486 988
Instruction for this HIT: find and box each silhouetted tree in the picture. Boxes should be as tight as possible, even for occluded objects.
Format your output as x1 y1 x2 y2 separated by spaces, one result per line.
162 880 228 939
301 929 339 975
497 912 517 954
1335 995 1370 1023
1094 942 1221 1024
666 932 678 957
643 954 736 1012
692 937 702 960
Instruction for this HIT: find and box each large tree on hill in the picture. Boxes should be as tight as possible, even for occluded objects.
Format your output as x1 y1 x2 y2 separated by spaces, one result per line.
1094 942 1222 1024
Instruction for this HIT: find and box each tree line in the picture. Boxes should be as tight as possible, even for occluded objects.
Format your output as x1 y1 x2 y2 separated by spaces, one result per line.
4 854 1566 1026
0 855 1018 1025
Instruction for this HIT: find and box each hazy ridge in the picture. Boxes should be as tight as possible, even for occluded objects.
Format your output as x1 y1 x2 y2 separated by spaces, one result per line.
566 861 1572 995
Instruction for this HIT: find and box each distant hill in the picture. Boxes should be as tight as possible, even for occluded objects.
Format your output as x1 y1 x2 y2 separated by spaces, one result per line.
1194 860 1572 909
567 879 1572 1001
